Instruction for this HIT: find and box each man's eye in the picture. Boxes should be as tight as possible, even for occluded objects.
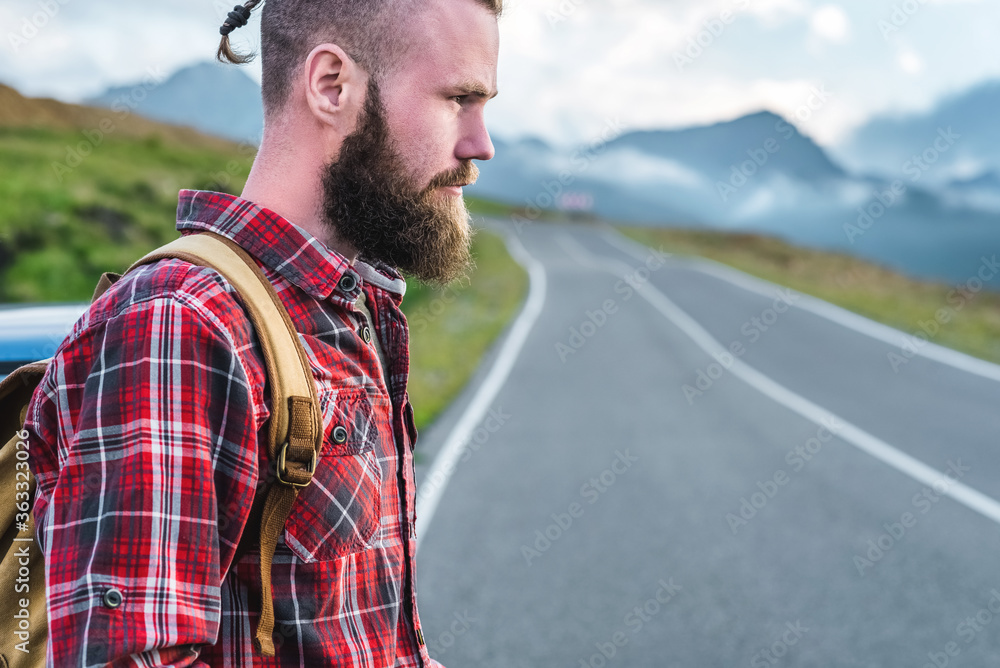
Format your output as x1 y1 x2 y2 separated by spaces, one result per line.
451 95 467 104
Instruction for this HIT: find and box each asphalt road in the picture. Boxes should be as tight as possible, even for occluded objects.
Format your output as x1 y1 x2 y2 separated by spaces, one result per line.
413 219 1000 668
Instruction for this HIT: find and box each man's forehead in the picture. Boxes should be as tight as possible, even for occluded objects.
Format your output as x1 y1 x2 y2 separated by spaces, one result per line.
404 0 500 64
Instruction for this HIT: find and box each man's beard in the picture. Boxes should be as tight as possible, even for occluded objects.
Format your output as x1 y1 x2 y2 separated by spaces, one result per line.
320 79 477 285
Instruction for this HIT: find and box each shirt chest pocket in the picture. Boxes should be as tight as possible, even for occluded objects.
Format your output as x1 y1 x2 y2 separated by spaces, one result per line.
283 387 383 563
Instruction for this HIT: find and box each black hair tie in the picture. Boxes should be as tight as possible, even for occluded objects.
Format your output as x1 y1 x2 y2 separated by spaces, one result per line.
220 4 252 36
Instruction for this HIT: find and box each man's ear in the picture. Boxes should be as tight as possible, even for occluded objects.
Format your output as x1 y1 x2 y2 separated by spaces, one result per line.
303 43 366 130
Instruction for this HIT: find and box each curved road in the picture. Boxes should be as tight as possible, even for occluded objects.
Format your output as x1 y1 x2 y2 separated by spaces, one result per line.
413 219 1000 668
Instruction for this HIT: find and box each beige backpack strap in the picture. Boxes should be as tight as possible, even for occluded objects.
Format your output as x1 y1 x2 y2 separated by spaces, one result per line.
91 272 122 303
129 232 322 656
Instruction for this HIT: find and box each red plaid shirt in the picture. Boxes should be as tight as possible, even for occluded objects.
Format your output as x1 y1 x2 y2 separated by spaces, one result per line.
26 190 440 667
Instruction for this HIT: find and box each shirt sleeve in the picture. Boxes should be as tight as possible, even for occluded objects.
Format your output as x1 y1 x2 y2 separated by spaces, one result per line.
27 284 264 667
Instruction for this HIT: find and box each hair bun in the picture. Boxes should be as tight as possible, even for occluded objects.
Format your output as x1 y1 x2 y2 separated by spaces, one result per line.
220 4 253 36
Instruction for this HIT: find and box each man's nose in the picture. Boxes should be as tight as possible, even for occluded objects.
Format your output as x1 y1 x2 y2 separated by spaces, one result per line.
457 111 495 162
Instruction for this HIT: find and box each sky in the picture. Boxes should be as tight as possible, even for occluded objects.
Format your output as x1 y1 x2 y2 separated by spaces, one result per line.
2 0 999 148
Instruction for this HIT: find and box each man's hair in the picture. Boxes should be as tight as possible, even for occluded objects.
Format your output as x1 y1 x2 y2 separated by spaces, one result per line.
218 0 503 118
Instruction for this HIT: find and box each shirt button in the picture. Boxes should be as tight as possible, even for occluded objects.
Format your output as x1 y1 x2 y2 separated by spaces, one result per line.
338 273 358 293
103 587 124 609
361 325 372 344
332 425 349 444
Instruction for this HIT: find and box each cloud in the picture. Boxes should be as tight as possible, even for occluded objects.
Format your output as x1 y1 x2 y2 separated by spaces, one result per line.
5 0 1000 152
1 0 258 100
590 148 708 189
897 49 925 75
493 0 859 145
810 5 850 43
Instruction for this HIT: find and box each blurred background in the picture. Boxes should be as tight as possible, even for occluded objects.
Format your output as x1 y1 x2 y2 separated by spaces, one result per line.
2 0 1000 665
3 0 1000 355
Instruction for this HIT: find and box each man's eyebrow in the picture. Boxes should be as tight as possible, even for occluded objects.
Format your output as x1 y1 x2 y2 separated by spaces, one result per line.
454 80 499 100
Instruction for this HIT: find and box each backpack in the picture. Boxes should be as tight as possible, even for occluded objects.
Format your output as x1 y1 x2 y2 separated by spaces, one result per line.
0 232 323 664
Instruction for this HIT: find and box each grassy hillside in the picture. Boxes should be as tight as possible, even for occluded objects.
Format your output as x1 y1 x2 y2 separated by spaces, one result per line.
0 124 254 302
622 227 1000 365
0 86 529 429
0 83 255 302
0 84 240 150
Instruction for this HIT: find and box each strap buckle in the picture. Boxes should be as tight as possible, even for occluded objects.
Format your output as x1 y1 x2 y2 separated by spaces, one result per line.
276 442 318 488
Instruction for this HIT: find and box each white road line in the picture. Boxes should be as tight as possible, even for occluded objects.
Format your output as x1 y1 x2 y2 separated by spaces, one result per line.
414 232 548 546
600 227 1000 384
557 233 1000 527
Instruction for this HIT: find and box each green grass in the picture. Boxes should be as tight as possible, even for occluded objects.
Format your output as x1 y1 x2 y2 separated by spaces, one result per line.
402 228 528 428
465 196 516 218
621 226 1000 366
0 126 254 302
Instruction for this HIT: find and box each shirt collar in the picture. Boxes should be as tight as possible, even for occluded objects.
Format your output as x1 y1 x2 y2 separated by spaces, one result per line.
176 190 406 302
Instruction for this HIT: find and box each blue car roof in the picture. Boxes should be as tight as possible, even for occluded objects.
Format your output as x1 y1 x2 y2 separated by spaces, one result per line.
0 304 88 373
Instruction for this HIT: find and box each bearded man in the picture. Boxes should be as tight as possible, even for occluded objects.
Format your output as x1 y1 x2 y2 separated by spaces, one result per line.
24 0 499 664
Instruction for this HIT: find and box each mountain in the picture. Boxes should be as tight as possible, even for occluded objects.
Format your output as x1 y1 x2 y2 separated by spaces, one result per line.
832 79 1000 185
471 109 1000 287
607 111 845 182
470 133 700 225
471 110 854 229
86 61 264 145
